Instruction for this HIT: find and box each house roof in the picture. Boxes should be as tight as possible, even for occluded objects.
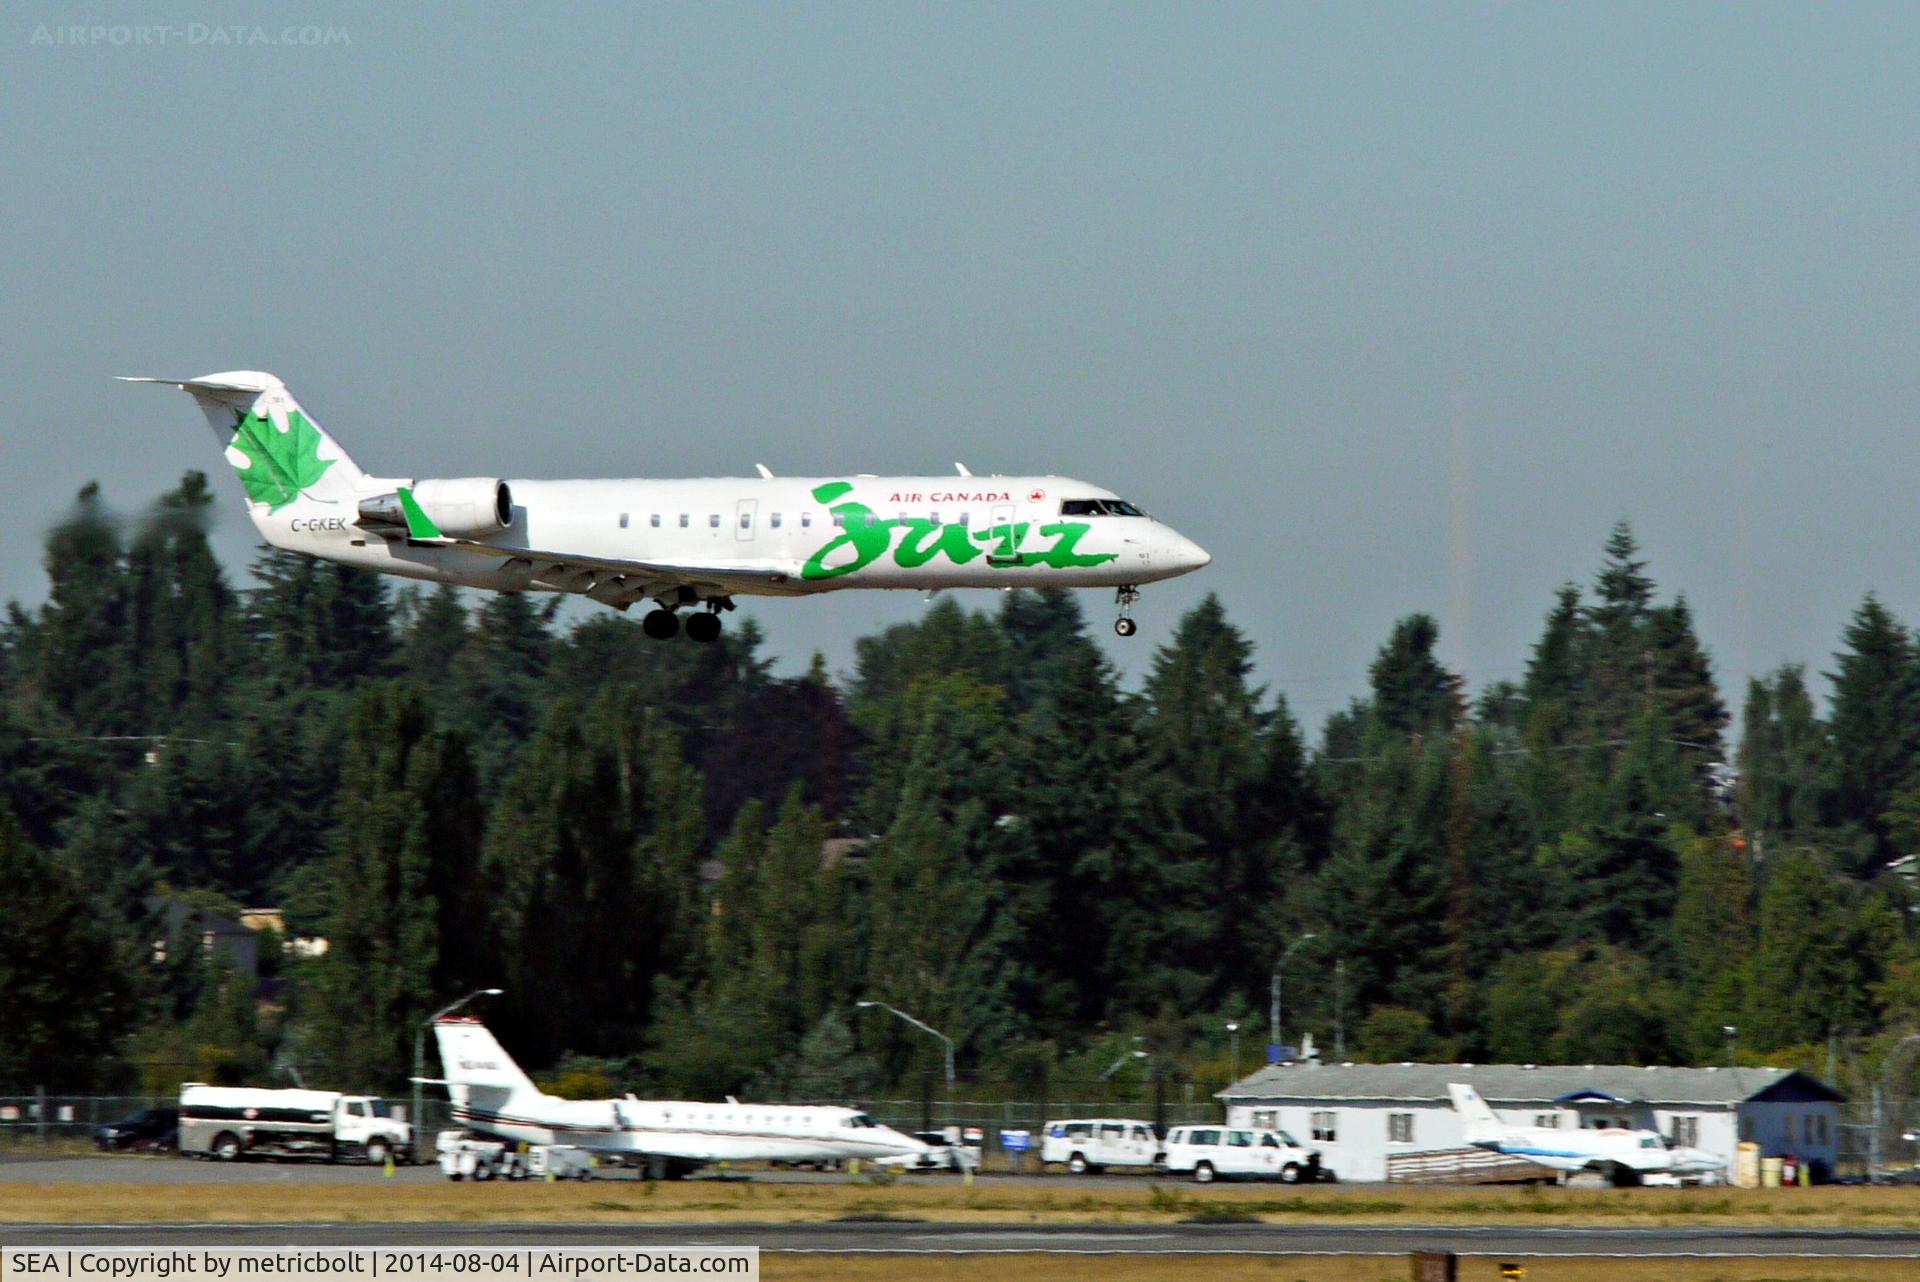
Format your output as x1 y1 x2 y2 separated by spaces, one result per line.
1219 1062 1846 1107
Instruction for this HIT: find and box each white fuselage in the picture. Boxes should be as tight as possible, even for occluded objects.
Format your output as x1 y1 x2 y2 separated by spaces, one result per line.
267 474 1209 603
452 1092 927 1165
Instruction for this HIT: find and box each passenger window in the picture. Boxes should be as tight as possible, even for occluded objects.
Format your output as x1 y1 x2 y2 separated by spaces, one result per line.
650 514 661 528
1193 1129 1220 1146
679 514 689 528
771 512 782 528
1228 1130 1252 1148
1100 1124 1124 1140
929 512 941 525
801 513 812 528
1261 1134 1280 1148
710 514 721 528
958 511 971 527
740 512 752 528
1133 1127 1151 1142
618 513 629 528
864 513 879 528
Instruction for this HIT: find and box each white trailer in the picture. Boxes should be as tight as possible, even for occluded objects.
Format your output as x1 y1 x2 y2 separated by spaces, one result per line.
178 1084 411 1164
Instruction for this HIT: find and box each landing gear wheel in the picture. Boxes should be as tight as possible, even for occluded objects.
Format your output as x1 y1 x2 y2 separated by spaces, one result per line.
1114 585 1141 637
643 609 680 640
1114 617 1137 637
685 611 722 644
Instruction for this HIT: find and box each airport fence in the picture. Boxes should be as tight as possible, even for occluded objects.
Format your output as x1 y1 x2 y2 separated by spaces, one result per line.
1 1091 1222 1161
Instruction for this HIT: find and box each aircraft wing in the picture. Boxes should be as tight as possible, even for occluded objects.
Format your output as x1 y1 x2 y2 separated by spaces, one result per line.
433 537 806 600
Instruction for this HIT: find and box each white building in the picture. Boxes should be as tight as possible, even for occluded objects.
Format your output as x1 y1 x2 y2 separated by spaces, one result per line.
1218 1062 1844 1184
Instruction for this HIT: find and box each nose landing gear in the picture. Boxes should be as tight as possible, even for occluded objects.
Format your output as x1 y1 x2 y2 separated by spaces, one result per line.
1114 585 1140 638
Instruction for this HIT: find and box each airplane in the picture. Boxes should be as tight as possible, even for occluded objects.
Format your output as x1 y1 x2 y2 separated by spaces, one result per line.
122 371 1211 640
1447 1083 1726 1187
424 1015 932 1179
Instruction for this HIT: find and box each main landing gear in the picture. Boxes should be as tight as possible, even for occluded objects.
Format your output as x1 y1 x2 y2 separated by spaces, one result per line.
1114 586 1140 638
643 599 732 643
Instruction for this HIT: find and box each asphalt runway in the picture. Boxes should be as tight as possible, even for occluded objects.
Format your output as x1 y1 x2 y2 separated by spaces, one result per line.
5 1221 1920 1257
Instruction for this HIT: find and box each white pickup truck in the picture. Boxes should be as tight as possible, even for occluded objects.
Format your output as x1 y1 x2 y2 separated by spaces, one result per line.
1160 1125 1321 1184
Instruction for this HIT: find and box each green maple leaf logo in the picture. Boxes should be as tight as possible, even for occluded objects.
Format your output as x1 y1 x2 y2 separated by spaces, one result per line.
228 408 334 510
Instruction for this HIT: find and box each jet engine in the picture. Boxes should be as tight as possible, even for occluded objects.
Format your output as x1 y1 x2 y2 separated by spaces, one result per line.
358 478 513 538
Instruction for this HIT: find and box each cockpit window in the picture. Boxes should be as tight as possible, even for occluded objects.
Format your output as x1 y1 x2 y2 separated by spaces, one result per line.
1061 498 1147 517
845 1113 877 1129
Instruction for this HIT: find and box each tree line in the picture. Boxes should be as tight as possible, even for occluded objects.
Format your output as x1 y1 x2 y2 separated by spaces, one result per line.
4 475 1920 1105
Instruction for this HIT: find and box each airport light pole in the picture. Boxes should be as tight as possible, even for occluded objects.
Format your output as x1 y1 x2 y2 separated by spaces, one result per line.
413 988 502 1160
1226 1021 1241 1088
856 1000 954 1086
1269 932 1316 1065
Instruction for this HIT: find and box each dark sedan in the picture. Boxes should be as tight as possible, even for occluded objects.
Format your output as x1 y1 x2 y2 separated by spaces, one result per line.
94 1107 178 1152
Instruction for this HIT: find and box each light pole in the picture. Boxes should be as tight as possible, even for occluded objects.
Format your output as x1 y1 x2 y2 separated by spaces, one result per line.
1723 1024 1738 1069
1269 932 1317 1065
856 1000 955 1086
414 987 502 1160
1226 1021 1242 1087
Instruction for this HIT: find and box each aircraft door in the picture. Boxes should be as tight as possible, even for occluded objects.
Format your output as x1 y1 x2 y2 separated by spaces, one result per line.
986 502 1021 565
735 499 758 542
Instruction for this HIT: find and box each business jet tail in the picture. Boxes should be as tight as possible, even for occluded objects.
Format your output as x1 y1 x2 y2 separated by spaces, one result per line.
432 1016 545 1125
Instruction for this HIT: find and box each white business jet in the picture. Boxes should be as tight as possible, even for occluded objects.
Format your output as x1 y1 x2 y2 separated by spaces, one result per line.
1447 1083 1725 1187
427 1016 928 1179
124 372 1210 639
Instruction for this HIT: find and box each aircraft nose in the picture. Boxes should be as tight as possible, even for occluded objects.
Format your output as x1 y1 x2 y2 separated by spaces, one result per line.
1167 530 1211 572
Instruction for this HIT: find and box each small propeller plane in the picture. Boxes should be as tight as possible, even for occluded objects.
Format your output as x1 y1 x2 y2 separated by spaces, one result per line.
1448 1083 1726 1187
424 1016 929 1179
124 371 1211 640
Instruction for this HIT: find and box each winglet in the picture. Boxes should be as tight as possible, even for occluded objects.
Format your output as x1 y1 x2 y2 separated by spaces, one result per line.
396 487 445 540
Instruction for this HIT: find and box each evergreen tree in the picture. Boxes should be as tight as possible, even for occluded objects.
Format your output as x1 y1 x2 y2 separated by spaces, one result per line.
1828 595 1920 870
0 810 139 1088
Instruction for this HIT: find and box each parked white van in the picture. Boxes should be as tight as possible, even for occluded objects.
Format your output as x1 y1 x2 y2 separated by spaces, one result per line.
1040 1118 1160 1173
1161 1125 1321 1184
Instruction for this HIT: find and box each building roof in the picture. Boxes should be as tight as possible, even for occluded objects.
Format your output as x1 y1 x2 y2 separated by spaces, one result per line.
1220 1062 1845 1107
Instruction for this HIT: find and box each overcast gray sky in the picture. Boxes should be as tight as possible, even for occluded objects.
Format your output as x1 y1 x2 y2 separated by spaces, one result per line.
4 2 1918 729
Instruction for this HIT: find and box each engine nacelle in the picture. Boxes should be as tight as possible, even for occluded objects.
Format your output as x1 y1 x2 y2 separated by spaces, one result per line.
359 478 513 538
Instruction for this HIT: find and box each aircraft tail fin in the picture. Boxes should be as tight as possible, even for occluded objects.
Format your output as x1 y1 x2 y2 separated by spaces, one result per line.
119 371 367 516
1447 1083 1505 1144
432 1017 543 1121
